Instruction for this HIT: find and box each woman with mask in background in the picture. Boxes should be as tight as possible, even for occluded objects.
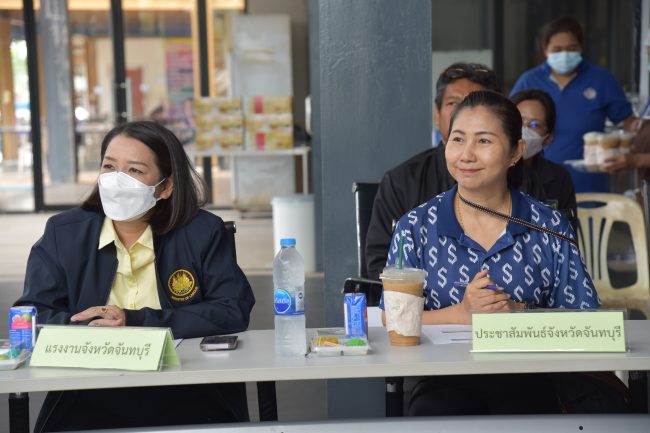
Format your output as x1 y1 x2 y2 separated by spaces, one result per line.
15 121 255 431
510 17 636 194
511 88 578 230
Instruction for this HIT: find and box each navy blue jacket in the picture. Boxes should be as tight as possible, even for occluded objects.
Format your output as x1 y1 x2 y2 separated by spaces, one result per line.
16 208 255 339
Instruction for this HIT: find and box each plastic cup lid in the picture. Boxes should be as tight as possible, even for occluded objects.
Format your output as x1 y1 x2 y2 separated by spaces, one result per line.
379 266 427 281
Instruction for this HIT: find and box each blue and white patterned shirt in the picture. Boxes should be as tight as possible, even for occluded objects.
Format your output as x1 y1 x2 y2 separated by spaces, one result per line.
385 185 599 311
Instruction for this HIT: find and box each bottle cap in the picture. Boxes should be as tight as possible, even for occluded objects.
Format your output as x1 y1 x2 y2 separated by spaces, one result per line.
280 238 296 247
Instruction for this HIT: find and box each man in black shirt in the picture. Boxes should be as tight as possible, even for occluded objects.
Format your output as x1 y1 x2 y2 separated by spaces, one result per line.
366 63 501 280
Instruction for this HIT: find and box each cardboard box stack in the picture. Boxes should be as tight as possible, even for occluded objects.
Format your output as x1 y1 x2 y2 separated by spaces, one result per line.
193 97 244 150
244 96 294 150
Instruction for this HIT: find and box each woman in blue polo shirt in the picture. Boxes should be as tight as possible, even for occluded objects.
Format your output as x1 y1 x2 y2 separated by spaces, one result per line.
15 121 255 431
510 17 636 193
386 90 609 415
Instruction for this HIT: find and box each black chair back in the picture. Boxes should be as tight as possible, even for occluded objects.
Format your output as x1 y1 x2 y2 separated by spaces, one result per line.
351 182 404 416
352 182 379 278
224 221 237 258
346 182 384 306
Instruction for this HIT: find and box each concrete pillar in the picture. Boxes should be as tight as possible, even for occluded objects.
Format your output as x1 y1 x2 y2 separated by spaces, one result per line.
42 0 75 183
309 0 432 418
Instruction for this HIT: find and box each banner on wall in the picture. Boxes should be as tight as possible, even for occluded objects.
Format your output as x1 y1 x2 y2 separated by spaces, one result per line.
165 38 194 118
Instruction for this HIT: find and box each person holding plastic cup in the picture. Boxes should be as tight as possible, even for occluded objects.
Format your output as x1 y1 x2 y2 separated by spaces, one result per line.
383 91 606 416
510 17 637 193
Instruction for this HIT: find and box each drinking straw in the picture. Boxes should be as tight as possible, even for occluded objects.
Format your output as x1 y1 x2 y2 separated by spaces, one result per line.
397 234 404 269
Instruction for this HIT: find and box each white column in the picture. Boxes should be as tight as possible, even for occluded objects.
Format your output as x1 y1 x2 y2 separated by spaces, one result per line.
42 0 75 183
640 0 650 111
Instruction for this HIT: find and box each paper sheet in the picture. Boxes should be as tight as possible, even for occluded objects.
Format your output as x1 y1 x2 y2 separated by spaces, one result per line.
422 325 472 344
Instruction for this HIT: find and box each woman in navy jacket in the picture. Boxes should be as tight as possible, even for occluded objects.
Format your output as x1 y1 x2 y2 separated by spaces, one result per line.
15 121 255 431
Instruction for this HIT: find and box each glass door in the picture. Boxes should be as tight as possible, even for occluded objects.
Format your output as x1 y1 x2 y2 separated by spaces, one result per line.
0 3 31 211
0 0 113 212
121 0 244 207
36 1 113 209
0 0 245 212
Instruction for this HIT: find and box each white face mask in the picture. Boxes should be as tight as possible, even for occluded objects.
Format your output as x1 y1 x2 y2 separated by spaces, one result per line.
98 172 166 222
522 127 547 159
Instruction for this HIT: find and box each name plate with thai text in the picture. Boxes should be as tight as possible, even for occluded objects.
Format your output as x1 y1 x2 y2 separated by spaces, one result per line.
472 310 625 352
30 325 180 371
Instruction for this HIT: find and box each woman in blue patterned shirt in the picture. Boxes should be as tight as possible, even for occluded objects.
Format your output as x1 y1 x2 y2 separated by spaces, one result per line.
386 90 609 416
387 90 599 324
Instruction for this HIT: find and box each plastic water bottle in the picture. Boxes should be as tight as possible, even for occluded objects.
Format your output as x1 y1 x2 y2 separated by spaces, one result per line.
273 238 306 356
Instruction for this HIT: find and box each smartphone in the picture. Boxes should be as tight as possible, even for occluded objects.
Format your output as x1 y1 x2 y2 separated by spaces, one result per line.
199 335 238 351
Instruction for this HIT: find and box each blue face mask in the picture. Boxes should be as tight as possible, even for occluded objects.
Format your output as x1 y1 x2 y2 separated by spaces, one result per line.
547 51 582 74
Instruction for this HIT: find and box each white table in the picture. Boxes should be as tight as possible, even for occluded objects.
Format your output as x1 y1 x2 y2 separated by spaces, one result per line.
5 322 650 391
65 414 650 433
183 145 311 205
2 322 650 431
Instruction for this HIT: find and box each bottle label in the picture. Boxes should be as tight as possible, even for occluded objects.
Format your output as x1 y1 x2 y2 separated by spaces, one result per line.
274 287 304 315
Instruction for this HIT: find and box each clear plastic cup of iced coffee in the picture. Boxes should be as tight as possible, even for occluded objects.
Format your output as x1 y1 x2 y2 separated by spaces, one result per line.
380 267 427 346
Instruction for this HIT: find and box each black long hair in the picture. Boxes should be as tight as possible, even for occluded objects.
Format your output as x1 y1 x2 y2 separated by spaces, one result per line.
82 121 206 234
448 90 524 188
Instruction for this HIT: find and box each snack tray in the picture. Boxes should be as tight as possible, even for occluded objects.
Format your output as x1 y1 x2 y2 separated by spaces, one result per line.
0 350 30 370
309 328 370 357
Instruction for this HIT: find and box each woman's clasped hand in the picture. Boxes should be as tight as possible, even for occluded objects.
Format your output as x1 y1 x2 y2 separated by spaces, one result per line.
458 270 514 321
71 305 126 326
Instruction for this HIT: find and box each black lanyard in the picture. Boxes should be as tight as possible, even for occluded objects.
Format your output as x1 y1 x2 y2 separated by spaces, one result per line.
457 193 579 248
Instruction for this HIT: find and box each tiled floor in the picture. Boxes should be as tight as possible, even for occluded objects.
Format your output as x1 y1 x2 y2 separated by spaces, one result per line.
0 209 327 432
